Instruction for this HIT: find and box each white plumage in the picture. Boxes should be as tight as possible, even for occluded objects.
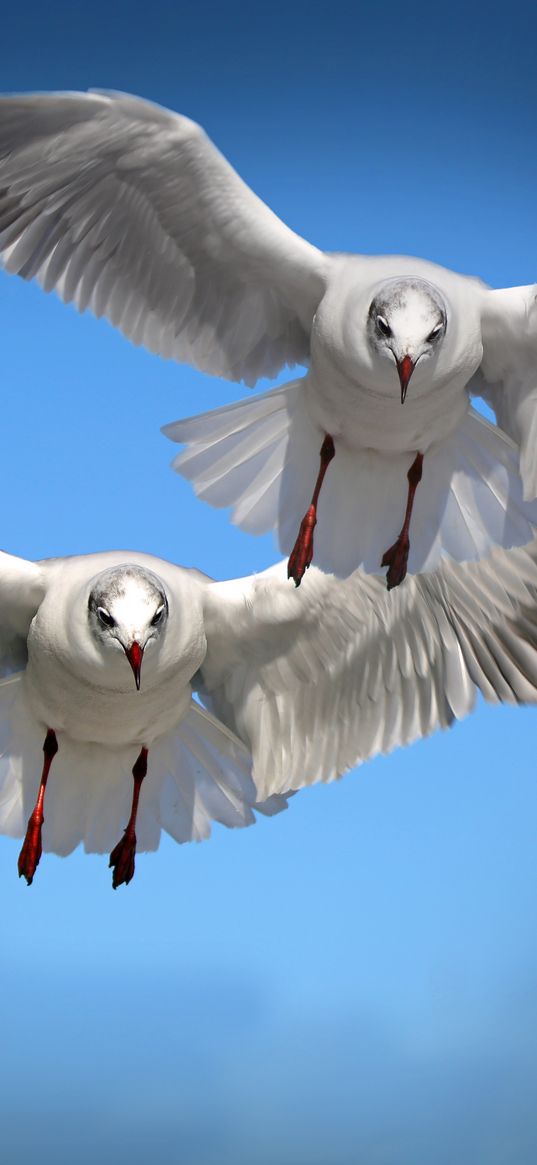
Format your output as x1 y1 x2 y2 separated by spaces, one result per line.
2 541 537 884
1 91 537 583
0 550 286 887
200 542 537 800
165 380 536 577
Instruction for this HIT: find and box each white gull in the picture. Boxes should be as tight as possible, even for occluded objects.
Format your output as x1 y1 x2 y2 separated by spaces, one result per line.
2 541 537 885
0 91 537 584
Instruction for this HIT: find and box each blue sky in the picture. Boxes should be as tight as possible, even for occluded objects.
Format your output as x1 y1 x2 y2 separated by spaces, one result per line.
2 2 537 1163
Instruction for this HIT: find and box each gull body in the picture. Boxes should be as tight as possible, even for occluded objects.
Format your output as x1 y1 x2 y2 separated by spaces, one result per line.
3 541 537 888
306 255 482 453
1 90 537 581
0 549 286 887
25 557 203 746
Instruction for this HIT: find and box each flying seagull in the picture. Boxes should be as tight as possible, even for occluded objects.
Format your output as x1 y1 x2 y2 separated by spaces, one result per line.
0 90 536 586
1 541 537 886
0 550 287 888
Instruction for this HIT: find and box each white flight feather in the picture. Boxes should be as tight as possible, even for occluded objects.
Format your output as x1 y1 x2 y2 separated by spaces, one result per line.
199 544 537 799
0 89 327 385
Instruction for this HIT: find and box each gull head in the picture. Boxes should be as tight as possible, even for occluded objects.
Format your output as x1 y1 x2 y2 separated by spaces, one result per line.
366 278 447 402
87 565 169 691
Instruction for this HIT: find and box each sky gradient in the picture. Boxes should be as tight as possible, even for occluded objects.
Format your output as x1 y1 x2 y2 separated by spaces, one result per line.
2 3 537 1163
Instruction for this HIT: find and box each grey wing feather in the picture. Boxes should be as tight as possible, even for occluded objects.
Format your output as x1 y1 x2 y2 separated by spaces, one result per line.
200 545 537 798
0 90 328 385
0 551 46 675
473 285 537 499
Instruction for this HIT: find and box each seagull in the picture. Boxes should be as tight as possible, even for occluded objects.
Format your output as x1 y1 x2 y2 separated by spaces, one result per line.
2 540 537 886
0 550 287 888
0 90 537 586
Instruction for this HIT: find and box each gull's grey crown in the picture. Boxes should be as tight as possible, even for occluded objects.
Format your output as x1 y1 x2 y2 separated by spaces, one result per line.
87 564 169 647
368 277 447 321
87 564 167 615
366 277 448 357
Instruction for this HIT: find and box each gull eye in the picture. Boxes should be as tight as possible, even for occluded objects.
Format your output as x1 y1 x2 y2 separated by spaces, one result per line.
426 322 444 343
97 607 116 628
151 605 165 627
376 315 392 339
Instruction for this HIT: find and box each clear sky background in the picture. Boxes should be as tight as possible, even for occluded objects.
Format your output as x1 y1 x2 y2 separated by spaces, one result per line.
1 2 537 1163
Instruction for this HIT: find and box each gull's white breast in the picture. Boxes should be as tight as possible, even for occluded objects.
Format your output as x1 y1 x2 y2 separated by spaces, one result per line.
23 554 207 747
308 255 485 453
23 648 193 747
306 365 473 452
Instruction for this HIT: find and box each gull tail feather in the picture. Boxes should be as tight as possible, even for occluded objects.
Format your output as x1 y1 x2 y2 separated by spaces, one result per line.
163 381 303 534
0 678 287 856
165 383 537 577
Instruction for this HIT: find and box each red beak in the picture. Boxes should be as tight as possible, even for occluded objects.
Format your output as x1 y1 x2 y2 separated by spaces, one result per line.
396 355 415 404
125 641 144 691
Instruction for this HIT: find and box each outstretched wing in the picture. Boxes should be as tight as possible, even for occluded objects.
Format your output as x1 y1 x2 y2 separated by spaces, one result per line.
473 284 537 499
0 550 46 676
0 90 328 385
199 546 537 799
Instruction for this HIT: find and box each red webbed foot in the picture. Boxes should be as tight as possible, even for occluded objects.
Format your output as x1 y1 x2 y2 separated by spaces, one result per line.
382 452 423 591
109 830 137 889
18 728 58 885
287 434 335 587
18 810 44 885
381 534 410 590
109 746 148 888
287 506 317 587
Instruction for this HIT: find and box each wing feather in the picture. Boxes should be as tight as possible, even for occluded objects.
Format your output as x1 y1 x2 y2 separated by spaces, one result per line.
474 285 537 499
200 544 537 798
0 551 46 676
0 90 328 384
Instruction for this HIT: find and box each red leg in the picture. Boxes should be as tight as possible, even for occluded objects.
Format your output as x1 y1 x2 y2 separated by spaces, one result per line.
381 452 424 590
288 434 335 586
18 729 58 885
109 747 148 889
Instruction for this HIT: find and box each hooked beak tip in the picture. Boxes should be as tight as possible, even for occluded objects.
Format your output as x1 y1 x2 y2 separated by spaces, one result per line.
125 641 143 691
396 355 415 404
